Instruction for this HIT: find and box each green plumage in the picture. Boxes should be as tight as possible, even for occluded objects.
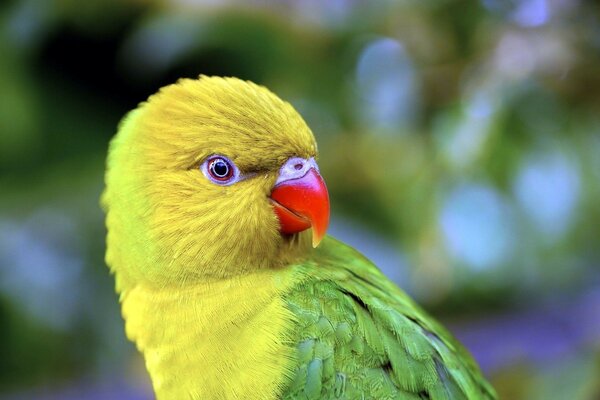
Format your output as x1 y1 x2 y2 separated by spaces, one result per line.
282 237 496 399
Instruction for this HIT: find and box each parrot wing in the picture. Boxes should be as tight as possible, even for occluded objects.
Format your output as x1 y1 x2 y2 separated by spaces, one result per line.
282 237 496 400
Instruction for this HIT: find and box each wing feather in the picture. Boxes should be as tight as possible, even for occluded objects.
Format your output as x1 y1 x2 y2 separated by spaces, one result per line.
282 237 496 400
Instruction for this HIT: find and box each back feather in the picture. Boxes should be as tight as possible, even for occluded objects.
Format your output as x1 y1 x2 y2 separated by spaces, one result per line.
282 237 496 400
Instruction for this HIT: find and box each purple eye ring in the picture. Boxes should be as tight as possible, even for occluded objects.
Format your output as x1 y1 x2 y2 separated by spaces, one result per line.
200 155 240 185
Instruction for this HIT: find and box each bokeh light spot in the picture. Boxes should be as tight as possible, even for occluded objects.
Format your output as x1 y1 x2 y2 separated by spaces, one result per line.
355 37 419 133
513 150 580 241
440 184 516 270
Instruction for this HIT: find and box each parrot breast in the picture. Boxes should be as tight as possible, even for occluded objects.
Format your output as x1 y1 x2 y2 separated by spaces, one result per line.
120 270 298 400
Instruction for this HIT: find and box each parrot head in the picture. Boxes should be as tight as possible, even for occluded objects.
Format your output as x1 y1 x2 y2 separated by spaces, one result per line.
103 76 329 288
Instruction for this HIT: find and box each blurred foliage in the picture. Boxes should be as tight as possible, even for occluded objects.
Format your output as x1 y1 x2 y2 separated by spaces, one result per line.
0 0 599 398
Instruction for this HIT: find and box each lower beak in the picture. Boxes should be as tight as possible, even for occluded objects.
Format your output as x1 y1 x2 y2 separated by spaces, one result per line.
270 167 330 247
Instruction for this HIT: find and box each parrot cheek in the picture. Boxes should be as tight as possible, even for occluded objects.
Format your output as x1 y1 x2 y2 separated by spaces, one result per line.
269 159 330 248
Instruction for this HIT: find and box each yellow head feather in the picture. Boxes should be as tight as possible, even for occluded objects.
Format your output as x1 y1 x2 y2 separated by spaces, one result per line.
103 76 317 290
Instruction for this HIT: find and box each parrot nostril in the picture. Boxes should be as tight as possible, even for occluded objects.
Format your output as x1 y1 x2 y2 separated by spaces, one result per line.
294 163 303 170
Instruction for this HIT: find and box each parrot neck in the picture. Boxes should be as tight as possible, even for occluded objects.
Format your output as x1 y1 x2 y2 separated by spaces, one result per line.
119 270 296 400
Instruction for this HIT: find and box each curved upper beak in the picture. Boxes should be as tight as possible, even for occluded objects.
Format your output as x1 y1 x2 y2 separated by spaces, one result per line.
269 158 330 247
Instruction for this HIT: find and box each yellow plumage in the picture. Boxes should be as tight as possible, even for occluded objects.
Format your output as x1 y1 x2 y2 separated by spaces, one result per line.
103 76 316 399
121 270 298 399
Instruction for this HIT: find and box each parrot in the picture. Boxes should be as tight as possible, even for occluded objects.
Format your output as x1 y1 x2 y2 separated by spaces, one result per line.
102 76 496 400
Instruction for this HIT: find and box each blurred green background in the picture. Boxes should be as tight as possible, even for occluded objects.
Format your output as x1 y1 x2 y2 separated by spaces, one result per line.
1 0 599 399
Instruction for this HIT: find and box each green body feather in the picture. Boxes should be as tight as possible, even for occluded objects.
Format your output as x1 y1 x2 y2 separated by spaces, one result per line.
281 237 496 399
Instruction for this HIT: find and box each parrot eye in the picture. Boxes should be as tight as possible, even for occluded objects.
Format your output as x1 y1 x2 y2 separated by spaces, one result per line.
201 155 239 185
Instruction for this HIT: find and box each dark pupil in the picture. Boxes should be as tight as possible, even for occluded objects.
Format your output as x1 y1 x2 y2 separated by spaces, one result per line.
212 160 229 178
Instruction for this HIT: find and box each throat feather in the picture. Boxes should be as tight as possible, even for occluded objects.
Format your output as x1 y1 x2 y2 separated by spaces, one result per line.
120 271 295 400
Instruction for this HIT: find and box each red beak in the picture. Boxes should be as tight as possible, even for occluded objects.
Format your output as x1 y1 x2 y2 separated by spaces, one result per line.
270 166 330 247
